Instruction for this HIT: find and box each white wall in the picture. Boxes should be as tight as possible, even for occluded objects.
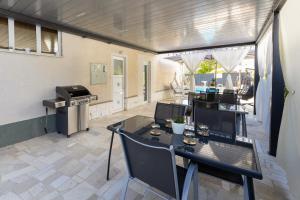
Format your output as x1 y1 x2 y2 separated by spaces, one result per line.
276 0 300 199
0 32 180 125
151 54 182 92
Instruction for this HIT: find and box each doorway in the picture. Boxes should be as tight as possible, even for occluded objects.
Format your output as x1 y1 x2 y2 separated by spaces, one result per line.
112 56 125 112
143 62 151 103
143 64 148 102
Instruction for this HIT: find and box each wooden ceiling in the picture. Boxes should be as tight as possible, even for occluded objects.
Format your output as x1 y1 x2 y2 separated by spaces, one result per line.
0 0 275 53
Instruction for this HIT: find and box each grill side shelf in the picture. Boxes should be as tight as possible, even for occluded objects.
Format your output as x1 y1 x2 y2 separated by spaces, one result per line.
43 99 66 109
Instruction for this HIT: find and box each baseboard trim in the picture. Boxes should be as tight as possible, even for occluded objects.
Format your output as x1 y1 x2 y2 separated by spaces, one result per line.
0 114 56 148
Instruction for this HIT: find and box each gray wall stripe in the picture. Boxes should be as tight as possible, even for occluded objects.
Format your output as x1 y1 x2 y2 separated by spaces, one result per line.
0 114 56 148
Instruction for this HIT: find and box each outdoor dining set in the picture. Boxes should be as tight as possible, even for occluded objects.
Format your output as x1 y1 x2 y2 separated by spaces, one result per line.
105 89 262 200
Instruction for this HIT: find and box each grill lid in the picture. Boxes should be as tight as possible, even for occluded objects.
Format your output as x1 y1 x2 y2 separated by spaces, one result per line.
56 85 91 100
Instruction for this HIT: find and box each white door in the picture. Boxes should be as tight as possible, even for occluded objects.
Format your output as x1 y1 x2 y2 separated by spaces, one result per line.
112 57 125 112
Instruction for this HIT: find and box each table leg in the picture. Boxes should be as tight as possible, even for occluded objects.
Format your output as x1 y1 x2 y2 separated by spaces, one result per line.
44 107 48 133
236 113 241 136
242 114 247 137
243 176 255 200
106 131 115 181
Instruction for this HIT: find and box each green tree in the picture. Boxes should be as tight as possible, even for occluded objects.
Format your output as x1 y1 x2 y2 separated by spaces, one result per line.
196 59 222 74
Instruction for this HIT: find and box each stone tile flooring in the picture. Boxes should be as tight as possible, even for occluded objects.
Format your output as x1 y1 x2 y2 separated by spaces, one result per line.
0 101 293 200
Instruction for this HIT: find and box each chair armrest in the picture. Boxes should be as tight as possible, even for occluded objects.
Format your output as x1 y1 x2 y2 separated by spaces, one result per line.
181 162 198 200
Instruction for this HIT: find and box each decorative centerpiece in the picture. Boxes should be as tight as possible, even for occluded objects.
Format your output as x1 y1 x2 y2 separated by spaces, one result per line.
171 116 185 134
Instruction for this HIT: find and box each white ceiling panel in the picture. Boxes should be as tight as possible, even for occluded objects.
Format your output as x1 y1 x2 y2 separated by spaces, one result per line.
0 0 275 52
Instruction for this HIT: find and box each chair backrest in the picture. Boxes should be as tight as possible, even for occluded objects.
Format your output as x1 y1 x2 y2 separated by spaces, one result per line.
171 81 182 93
198 92 207 101
206 88 219 102
223 89 235 94
172 103 186 119
187 93 197 118
193 100 219 110
154 102 186 125
154 102 173 125
219 93 237 104
188 92 197 106
194 101 236 141
241 85 254 100
119 133 179 199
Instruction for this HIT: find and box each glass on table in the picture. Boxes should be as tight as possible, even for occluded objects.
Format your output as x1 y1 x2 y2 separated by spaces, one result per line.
165 118 172 128
183 130 197 145
185 118 194 132
151 123 160 129
197 124 209 137
150 123 161 136
185 116 192 126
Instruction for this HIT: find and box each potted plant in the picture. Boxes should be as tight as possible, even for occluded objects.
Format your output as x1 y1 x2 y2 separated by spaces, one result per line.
210 78 216 87
171 116 185 134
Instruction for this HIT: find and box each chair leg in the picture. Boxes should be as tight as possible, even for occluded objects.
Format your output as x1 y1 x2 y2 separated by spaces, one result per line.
182 163 198 200
120 177 130 200
183 158 189 168
193 170 199 200
106 131 115 181
236 113 241 136
242 114 247 137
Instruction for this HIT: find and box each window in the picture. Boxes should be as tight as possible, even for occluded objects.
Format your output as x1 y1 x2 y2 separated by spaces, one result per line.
113 59 124 75
0 18 61 56
14 21 36 52
0 17 8 49
41 27 58 54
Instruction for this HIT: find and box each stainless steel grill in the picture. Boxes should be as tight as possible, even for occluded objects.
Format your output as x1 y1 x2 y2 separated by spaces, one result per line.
43 85 97 137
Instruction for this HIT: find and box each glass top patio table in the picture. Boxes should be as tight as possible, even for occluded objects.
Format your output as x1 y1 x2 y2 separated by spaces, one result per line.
182 100 248 114
218 103 249 114
107 115 262 179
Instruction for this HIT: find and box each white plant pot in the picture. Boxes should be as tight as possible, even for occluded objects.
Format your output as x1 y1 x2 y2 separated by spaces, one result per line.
171 122 185 135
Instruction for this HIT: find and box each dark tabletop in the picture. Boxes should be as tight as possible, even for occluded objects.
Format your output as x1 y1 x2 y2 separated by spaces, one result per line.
107 115 262 179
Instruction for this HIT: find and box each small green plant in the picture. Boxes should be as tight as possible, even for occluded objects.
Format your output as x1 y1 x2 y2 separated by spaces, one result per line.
173 116 185 124
210 78 216 86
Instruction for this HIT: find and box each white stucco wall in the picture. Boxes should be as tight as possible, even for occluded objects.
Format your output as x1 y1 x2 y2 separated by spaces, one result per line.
0 32 179 125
